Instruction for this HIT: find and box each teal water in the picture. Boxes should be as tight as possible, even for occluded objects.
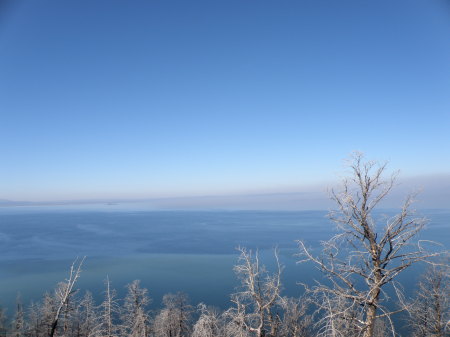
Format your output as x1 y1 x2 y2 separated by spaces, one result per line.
0 207 448 322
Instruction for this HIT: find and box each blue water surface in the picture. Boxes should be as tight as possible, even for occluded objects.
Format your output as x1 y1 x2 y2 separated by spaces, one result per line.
0 205 448 323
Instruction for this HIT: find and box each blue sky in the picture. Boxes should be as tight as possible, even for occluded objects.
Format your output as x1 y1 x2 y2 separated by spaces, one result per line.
1 0 449 204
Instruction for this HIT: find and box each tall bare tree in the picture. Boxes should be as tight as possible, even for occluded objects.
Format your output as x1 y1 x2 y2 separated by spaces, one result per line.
407 264 450 337
276 296 312 337
50 257 84 337
12 294 25 337
227 247 283 337
98 277 120 337
298 153 443 337
121 280 150 337
192 304 225 337
29 293 57 337
76 291 99 337
152 292 192 337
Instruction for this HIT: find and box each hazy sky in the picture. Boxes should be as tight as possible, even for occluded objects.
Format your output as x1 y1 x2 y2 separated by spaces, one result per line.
1 0 449 204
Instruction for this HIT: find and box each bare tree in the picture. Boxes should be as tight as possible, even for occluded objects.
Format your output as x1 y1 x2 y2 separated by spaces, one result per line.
76 291 99 337
121 280 150 337
192 303 225 337
307 288 389 337
152 292 192 337
311 290 360 337
222 306 251 337
27 294 57 337
407 264 450 337
298 153 443 337
0 306 7 337
227 247 283 337
28 301 43 337
50 257 84 337
97 277 120 337
277 296 312 337
12 294 25 337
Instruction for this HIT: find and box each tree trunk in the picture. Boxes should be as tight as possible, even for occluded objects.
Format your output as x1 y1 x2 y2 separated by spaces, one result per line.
363 304 377 337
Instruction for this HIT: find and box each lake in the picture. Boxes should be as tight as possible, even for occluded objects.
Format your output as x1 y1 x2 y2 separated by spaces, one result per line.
0 206 448 323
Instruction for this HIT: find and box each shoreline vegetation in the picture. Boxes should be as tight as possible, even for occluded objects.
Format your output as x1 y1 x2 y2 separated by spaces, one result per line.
1 155 448 337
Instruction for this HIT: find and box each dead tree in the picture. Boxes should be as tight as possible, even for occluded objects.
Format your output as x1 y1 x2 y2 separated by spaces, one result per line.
152 292 192 337
13 294 25 337
77 291 99 337
50 257 84 337
228 247 283 337
98 277 120 337
121 280 150 337
30 293 57 337
407 264 450 337
192 303 225 337
298 153 444 337
277 296 312 337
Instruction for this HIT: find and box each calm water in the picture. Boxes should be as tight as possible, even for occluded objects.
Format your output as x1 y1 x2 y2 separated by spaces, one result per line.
0 206 448 320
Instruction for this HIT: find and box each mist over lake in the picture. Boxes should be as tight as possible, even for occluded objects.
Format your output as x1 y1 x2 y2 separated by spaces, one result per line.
0 206 448 314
